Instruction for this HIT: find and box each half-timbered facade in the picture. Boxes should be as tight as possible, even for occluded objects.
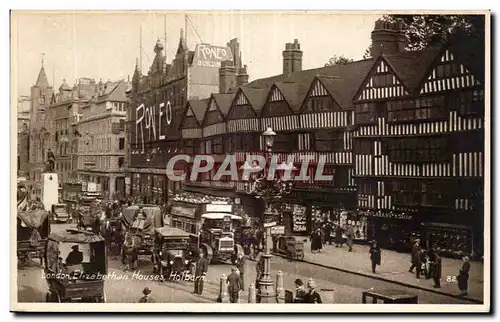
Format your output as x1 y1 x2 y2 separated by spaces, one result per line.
352 43 485 257
182 93 236 197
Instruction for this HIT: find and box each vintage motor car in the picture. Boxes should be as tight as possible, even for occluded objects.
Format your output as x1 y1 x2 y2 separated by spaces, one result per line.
199 211 244 264
51 203 71 223
44 228 107 302
17 209 50 266
152 226 197 280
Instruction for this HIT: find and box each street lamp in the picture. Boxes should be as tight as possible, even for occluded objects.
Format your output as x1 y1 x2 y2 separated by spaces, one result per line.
241 127 295 303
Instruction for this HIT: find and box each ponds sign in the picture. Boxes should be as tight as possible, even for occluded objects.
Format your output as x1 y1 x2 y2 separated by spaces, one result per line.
192 44 234 68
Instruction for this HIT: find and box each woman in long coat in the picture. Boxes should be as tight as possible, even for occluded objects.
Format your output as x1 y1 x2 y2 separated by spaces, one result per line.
369 240 382 273
458 256 471 296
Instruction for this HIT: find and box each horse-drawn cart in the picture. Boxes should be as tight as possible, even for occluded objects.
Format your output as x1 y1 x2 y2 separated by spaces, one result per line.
17 209 50 266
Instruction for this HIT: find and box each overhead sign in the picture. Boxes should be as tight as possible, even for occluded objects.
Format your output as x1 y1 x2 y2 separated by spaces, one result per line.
192 44 234 69
205 204 232 213
171 206 196 218
263 221 277 228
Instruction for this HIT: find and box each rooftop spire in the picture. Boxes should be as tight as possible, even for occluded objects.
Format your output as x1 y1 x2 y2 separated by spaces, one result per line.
35 53 50 88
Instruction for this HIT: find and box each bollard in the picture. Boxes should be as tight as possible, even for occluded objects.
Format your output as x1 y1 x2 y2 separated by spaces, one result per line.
275 270 285 303
248 283 256 303
219 274 229 303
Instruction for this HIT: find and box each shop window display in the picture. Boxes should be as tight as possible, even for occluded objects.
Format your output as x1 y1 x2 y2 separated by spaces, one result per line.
292 204 307 233
422 223 474 259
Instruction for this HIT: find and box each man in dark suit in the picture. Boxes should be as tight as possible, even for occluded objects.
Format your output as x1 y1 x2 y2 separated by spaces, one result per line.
226 267 242 303
193 253 209 295
409 239 421 274
66 245 83 266
235 253 246 290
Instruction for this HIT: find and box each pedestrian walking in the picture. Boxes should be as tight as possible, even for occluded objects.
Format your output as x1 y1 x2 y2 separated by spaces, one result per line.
235 252 246 290
432 251 442 288
303 278 322 303
227 267 242 303
334 224 344 248
457 256 471 296
369 240 381 273
409 239 421 274
310 228 322 253
138 287 155 303
293 278 306 303
346 225 354 252
193 253 209 295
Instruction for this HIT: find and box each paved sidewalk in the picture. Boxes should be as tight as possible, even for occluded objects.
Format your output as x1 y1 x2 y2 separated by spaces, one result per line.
274 240 484 303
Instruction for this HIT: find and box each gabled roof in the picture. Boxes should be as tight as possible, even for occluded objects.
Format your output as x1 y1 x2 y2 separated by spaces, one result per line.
448 34 485 83
212 93 235 117
104 81 129 102
188 98 209 124
382 47 441 94
244 59 374 112
313 59 375 109
239 87 268 113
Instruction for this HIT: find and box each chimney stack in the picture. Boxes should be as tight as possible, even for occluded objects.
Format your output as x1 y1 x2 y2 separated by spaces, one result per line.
219 60 237 94
282 39 303 78
237 65 249 87
370 19 407 57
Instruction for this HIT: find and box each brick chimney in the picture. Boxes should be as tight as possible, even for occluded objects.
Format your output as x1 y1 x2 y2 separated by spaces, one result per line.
236 64 249 87
370 19 407 57
219 60 237 94
282 39 303 78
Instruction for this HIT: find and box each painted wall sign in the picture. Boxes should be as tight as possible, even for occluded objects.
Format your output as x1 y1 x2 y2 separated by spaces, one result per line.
192 44 234 69
135 101 173 152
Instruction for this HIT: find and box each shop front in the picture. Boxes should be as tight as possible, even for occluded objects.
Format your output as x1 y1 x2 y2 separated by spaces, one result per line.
418 207 483 260
129 172 178 205
361 209 415 252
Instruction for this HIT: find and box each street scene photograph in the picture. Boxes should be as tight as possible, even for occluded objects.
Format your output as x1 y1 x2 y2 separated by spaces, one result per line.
10 10 489 312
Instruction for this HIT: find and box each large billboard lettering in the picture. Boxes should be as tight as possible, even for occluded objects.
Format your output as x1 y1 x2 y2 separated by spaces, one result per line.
136 101 173 153
192 44 233 69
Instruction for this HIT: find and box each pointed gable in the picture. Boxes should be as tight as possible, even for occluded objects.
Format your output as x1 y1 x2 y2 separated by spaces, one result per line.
213 93 235 117
226 88 260 133
420 48 481 94
355 58 409 102
261 84 294 117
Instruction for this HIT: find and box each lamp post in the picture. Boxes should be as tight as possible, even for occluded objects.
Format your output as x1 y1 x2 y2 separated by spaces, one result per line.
240 127 296 303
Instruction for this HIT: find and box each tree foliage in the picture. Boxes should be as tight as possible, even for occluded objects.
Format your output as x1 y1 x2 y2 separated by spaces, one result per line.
325 55 354 66
363 14 485 58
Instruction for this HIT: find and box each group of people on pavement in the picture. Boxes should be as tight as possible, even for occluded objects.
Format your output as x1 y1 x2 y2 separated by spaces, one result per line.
310 222 355 253
409 238 471 296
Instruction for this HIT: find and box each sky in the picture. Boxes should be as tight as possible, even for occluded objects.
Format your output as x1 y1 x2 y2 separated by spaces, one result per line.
11 11 381 97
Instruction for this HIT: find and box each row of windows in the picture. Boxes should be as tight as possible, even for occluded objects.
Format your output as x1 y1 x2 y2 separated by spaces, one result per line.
435 62 462 79
304 97 334 113
56 161 71 172
386 137 448 150
79 137 125 153
371 73 396 87
314 130 344 152
78 156 125 170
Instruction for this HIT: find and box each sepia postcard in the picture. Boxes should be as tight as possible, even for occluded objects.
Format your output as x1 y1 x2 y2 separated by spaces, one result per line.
10 10 491 313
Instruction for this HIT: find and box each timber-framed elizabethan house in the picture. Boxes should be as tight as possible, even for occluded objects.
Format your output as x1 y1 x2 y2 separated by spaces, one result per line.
137 20 485 259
